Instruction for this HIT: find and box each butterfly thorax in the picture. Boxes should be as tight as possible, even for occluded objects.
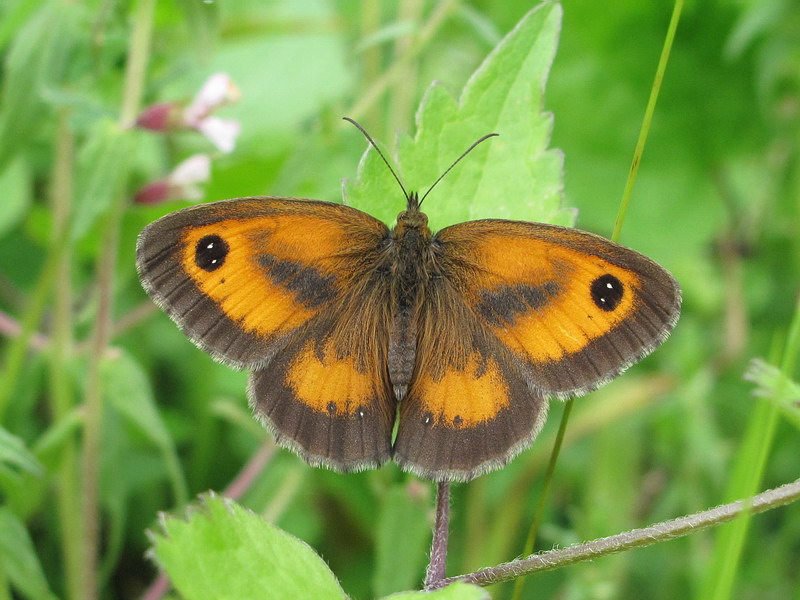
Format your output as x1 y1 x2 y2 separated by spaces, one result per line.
387 199 434 400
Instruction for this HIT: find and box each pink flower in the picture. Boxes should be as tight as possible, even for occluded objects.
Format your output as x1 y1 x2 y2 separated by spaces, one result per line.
135 154 211 205
135 73 241 153
135 103 181 131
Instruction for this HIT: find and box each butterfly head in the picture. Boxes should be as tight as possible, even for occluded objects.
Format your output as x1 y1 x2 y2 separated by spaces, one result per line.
396 191 428 231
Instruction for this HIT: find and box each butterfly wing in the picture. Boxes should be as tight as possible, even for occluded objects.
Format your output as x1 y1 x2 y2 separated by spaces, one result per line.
249 270 395 472
432 220 681 395
394 219 680 481
136 197 389 367
393 273 548 481
137 197 396 471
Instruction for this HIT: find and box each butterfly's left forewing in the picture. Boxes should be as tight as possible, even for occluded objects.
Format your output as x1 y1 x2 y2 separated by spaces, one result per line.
136 197 389 367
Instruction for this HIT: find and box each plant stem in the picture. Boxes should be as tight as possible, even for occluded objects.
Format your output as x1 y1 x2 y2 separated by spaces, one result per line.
0 561 11 600
119 0 155 127
223 440 277 501
49 110 83 600
388 0 423 138
505 1 686 594
431 478 800 589
80 178 124 600
699 298 800 600
79 0 155 597
611 0 684 242
141 576 171 600
0 312 49 350
0 234 66 421
424 481 451 588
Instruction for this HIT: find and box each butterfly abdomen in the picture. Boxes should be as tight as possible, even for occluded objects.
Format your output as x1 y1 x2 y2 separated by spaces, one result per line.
387 207 434 400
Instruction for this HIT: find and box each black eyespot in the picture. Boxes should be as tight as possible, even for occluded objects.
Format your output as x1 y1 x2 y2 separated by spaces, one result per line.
327 401 337 415
453 415 463 427
195 235 229 272
590 274 624 311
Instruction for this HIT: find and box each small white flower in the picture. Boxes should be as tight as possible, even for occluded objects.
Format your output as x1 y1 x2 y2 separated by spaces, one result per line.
195 116 241 154
183 73 241 127
170 154 212 193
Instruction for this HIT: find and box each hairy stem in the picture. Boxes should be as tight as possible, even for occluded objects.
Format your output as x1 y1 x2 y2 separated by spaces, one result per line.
432 478 800 589
425 481 451 588
49 110 84 600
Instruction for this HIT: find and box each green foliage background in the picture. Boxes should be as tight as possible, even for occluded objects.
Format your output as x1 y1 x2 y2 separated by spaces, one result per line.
0 1 798 599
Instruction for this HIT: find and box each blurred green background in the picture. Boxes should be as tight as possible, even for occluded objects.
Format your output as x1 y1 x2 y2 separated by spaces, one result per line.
0 1 798 599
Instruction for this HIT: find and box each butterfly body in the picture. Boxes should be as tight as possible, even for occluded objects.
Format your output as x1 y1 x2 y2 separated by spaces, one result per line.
387 193 433 400
137 194 680 482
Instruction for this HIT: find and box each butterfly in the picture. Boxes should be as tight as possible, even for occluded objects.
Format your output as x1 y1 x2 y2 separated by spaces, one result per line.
136 127 681 482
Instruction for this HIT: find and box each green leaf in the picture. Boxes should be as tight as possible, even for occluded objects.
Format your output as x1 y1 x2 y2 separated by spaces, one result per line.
373 483 431 596
0 426 42 477
0 158 30 239
0 507 57 600
346 3 568 230
381 581 490 600
70 118 135 240
0 2 81 170
102 351 171 450
101 350 188 504
150 494 348 600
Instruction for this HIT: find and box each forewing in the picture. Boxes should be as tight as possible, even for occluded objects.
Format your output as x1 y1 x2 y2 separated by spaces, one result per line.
136 197 389 368
432 220 681 397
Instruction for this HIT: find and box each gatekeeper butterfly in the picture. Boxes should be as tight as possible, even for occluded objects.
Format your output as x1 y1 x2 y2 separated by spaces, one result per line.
136 122 680 482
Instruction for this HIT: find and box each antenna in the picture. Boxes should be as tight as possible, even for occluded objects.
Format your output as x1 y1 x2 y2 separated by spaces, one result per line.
418 132 498 207
343 117 410 202
343 117 498 207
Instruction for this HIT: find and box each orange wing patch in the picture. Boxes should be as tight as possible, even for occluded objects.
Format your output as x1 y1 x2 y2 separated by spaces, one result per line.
180 213 358 340
415 353 509 428
442 226 641 361
137 197 389 368
486 249 640 362
286 340 376 416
